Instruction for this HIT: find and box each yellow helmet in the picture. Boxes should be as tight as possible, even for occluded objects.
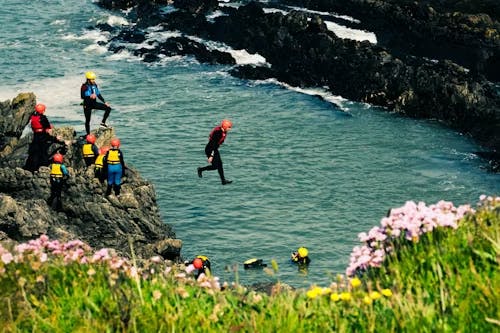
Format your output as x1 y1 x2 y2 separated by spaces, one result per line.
298 247 308 257
85 71 96 80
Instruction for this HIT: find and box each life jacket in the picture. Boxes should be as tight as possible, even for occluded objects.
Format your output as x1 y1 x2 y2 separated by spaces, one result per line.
81 83 99 99
95 154 105 169
82 143 95 158
50 163 63 178
107 149 120 164
30 113 44 133
209 126 226 145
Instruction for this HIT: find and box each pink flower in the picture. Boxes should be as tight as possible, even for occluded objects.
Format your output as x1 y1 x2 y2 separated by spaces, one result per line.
1 252 13 265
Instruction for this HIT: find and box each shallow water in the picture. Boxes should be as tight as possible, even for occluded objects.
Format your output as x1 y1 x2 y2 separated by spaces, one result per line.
1 0 498 288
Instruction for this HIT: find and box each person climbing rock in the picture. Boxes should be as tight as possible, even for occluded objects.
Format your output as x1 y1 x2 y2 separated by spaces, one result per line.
94 146 109 183
24 103 67 172
47 153 69 211
197 119 233 185
103 137 125 196
81 71 112 135
291 247 311 265
82 134 99 167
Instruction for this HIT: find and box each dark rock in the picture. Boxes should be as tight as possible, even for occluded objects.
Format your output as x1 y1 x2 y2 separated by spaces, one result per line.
0 93 182 261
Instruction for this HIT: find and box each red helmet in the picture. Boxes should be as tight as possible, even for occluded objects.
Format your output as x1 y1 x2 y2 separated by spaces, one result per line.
193 258 203 269
86 134 96 144
221 119 232 131
35 104 46 114
53 153 63 163
110 138 120 148
99 146 110 155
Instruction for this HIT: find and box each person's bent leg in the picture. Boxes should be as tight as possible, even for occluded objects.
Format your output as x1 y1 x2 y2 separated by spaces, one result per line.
93 102 112 124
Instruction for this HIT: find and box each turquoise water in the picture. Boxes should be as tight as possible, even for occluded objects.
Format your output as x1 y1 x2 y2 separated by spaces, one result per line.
1 0 498 288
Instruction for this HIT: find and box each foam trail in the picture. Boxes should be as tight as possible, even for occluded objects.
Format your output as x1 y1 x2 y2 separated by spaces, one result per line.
256 78 350 111
325 21 377 43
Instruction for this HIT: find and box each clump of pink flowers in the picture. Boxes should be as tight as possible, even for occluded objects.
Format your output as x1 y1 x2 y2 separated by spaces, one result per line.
0 235 221 291
346 198 477 277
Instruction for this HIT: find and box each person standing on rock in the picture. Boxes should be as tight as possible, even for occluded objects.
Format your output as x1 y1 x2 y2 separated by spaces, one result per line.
82 134 99 167
24 103 66 172
47 153 69 211
197 119 233 185
94 146 109 184
103 137 125 196
81 71 112 135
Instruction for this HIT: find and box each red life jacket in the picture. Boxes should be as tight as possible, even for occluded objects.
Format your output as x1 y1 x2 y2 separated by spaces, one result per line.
209 126 226 145
30 113 44 133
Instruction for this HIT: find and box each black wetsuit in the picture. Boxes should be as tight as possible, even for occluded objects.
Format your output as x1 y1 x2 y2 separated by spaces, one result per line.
198 126 229 184
24 112 65 172
81 81 111 134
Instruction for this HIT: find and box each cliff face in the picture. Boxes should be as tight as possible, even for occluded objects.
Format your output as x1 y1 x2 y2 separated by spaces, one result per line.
0 93 182 261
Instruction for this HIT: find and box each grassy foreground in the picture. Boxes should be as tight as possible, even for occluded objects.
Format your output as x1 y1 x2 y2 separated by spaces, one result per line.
0 197 498 332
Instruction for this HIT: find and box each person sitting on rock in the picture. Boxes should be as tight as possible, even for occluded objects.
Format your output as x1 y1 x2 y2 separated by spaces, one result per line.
103 137 125 196
47 153 69 211
291 247 311 265
82 134 99 167
94 146 109 183
24 103 66 172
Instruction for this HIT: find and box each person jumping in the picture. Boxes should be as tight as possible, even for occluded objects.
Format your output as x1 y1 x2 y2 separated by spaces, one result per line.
197 119 233 185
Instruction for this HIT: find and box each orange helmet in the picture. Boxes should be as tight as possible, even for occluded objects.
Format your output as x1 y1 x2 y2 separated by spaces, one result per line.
86 134 96 144
99 146 110 155
221 119 232 131
35 104 46 114
53 153 63 163
193 258 203 269
110 138 120 148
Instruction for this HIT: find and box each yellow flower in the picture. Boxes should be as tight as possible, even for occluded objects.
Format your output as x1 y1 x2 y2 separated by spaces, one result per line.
381 289 393 297
330 293 340 301
363 295 373 305
306 286 323 299
350 277 361 288
369 291 382 300
152 290 162 301
340 292 352 302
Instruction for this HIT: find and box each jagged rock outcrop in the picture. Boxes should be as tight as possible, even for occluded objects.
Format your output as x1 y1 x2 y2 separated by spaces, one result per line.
282 0 500 81
0 93 182 261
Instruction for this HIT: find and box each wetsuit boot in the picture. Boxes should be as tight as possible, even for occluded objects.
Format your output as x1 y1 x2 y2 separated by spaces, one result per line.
105 185 112 196
114 184 121 196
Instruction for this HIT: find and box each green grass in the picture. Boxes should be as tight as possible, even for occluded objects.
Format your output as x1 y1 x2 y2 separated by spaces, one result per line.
0 198 498 332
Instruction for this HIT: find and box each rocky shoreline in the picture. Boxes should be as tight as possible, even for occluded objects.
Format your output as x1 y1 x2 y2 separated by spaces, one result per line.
0 93 182 261
96 0 500 170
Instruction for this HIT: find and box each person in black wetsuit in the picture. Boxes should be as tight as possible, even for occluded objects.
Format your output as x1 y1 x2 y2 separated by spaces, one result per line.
81 71 112 135
24 103 67 172
197 119 233 185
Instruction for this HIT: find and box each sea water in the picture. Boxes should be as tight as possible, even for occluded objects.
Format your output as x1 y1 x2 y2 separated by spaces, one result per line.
1 0 498 288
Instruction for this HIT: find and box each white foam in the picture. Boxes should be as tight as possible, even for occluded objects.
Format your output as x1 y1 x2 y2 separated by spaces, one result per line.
263 8 289 15
285 5 360 23
50 19 67 26
98 14 130 27
106 49 143 62
227 49 268 66
62 29 110 43
325 21 377 43
146 29 183 43
256 78 350 111
83 43 109 54
207 10 227 22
